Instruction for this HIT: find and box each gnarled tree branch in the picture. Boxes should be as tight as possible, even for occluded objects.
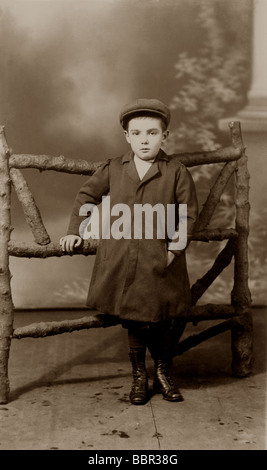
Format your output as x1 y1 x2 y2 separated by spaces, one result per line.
191 238 236 304
10 168 50 245
8 229 238 258
12 304 237 339
8 146 241 173
195 160 237 231
173 320 233 357
0 126 13 404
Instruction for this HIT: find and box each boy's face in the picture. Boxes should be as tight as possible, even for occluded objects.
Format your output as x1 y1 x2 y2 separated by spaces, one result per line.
124 117 168 161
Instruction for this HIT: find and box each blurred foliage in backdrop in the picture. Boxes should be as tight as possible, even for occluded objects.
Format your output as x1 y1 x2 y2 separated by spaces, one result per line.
164 0 266 306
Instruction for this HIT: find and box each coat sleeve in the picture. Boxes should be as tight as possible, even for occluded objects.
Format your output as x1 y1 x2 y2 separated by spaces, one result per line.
168 163 199 256
67 159 110 236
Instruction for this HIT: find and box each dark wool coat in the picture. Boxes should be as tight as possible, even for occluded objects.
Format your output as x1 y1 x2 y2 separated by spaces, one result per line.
67 149 198 323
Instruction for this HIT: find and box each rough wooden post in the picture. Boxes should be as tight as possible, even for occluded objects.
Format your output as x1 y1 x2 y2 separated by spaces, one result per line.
0 126 14 403
229 121 253 377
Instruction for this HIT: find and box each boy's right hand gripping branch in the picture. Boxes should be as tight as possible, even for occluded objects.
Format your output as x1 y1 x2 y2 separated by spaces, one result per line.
59 235 82 254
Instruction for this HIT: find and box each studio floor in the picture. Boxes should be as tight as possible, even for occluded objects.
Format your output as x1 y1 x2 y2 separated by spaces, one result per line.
0 307 266 451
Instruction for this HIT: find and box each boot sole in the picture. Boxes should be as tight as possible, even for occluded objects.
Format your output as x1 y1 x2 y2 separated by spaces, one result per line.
130 399 149 405
153 382 184 402
162 394 184 402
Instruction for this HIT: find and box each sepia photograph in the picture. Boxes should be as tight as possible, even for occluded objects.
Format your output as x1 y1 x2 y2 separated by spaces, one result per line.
0 0 266 456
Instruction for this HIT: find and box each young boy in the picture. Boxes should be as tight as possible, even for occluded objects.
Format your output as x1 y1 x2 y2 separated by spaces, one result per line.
60 98 198 405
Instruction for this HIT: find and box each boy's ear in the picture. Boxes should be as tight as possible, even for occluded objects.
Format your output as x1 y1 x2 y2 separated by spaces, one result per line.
162 130 169 142
124 130 130 143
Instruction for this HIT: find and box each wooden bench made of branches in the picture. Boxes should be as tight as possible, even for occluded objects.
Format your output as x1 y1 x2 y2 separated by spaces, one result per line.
0 122 252 404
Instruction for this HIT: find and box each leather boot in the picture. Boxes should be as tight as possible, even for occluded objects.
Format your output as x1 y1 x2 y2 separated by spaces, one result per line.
129 349 149 405
154 359 184 402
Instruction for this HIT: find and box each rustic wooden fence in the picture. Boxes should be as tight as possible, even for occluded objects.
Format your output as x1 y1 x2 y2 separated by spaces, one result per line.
0 121 252 404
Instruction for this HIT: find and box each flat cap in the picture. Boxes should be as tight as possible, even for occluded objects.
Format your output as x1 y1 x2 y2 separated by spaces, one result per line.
120 98 171 128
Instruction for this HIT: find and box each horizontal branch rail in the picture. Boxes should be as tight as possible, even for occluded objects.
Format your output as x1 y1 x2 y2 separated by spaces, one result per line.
193 228 237 242
9 154 101 175
8 228 238 258
8 239 99 258
13 313 119 339
9 146 242 173
12 304 237 339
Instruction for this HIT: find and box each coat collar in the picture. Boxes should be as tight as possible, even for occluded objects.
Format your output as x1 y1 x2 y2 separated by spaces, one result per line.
121 148 169 164
122 149 169 186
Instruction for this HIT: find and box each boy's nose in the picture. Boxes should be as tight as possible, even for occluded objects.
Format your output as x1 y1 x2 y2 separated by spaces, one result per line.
141 135 149 144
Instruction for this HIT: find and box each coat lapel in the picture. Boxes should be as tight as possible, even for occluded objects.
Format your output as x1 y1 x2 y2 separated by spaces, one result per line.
127 157 141 184
122 151 140 184
138 149 168 186
138 161 160 186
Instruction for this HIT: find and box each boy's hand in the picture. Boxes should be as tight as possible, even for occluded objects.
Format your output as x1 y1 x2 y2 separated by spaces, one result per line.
59 235 82 253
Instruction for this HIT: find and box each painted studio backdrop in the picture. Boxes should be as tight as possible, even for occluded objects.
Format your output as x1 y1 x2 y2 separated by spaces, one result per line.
0 0 266 309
